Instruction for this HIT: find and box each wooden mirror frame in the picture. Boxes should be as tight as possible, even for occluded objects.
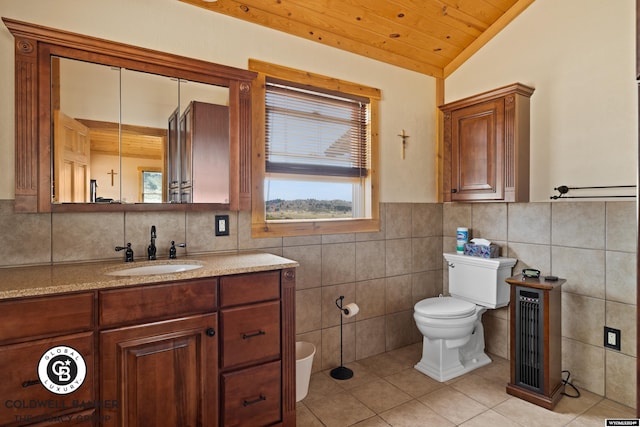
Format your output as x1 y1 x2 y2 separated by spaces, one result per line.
3 17 256 212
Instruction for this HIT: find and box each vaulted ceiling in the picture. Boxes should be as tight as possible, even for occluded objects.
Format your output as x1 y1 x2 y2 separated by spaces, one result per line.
180 0 535 78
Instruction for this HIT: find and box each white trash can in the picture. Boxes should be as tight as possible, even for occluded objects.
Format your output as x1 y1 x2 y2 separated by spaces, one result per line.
296 341 316 402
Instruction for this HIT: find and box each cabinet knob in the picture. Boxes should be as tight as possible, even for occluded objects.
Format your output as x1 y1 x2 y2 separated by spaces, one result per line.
451 188 458 193
206 328 216 337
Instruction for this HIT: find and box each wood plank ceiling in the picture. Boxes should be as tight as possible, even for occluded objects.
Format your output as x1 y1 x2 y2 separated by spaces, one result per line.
77 119 166 160
179 0 535 78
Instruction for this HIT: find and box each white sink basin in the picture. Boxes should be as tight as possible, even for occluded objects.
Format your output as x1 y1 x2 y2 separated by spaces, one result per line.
106 263 203 276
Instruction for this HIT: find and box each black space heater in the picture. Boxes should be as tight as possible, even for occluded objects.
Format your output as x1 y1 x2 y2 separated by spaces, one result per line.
514 286 544 393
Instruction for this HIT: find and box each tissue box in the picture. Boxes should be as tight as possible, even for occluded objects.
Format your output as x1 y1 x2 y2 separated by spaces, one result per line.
463 243 499 258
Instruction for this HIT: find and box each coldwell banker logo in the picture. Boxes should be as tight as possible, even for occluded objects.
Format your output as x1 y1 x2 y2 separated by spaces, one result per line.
37 346 86 395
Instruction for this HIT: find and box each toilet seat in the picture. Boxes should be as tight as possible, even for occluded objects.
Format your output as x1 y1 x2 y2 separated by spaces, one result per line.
414 296 476 319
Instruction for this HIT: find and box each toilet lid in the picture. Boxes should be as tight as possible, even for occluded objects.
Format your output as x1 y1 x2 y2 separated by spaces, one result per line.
414 297 476 319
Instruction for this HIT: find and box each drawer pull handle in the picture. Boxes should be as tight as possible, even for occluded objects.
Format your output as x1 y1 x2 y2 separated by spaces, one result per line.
243 395 266 407
206 328 216 337
22 379 40 388
242 330 266 339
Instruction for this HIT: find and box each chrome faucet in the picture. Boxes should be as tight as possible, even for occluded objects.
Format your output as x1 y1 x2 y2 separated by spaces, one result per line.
147 225 157 260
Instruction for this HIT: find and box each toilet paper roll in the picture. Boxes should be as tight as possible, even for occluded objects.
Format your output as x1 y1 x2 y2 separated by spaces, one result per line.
342 303 359 318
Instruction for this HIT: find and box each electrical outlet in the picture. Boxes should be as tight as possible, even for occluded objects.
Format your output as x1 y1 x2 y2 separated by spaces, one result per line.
604 326 621 351
215 215 230 236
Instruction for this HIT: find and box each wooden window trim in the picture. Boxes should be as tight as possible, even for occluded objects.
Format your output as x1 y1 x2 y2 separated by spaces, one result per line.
249 59 380 238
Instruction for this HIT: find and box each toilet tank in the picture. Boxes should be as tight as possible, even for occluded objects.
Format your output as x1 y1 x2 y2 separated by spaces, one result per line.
443 253 517 309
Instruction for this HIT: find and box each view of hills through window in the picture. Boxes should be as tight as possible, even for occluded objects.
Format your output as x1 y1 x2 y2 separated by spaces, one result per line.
142 171 162 203
265 179 353 220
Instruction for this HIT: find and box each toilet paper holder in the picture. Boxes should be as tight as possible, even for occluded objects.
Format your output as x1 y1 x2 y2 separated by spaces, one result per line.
330 296 355 380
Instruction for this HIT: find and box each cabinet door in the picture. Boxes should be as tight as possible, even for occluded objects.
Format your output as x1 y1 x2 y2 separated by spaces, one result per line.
180 104 193 202
100 314 218 427
167 108 180 202
0 292 93 344
0 332 94 426
221 361 281 427
190 102 230 204
221 301 281 369
99 278 217 328
451 98 505 201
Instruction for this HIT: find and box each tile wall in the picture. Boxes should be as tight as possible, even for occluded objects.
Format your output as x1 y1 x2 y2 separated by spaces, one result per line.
0 199 636 408
444 201 637 408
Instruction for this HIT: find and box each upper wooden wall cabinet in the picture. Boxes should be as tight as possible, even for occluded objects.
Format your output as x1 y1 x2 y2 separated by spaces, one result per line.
440 83 534 203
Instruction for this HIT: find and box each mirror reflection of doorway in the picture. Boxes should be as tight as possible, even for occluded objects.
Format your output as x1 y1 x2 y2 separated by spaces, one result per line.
53 56 231 205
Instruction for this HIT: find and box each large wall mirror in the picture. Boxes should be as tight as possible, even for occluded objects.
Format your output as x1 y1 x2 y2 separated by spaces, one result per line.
4 18 255 212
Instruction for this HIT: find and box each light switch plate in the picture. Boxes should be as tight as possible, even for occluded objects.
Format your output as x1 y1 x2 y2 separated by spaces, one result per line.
604 326 621 351
215 215 230 236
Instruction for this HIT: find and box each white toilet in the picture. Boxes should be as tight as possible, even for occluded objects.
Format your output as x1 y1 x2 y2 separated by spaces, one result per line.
413 253 516 382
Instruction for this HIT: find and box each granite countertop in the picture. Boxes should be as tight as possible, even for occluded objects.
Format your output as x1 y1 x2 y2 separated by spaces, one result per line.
0 252 299 300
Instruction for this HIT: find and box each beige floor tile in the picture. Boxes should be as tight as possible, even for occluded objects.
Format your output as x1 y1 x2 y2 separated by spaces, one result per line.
492 397 577 427
350 416 391 426
379 400 455 427
358 351 408 375
386 343 422 368
553 388 603 417
419 387 489 425
304 371 345 402
451 373 512 407
567 398 636 426
295 402 324 426
325 361 382 390
595 398 636 417
349 378 413 413
303 391 375 427
459 409 521 427
473 354 511 385
384 367 445 398
565 414 608 427
297 347 633 427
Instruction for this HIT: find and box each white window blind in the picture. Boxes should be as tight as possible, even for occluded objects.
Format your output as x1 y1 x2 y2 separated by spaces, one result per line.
265 78 369 178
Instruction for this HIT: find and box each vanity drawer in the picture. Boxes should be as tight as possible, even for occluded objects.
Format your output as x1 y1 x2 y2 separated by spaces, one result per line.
0 332 94 426
99 278 217 327
0 292 94 344
222 360 281 427
219 270 280 307
221 301 280 369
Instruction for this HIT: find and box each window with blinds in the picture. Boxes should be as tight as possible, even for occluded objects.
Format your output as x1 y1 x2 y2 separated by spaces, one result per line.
264 78 371 220
265 78 369 177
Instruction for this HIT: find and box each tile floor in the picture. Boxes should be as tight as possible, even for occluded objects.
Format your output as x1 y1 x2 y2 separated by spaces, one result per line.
296 343 636 426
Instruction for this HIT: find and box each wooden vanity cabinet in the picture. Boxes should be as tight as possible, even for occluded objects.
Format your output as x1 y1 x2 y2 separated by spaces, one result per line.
97 269 295 427
0 293 96 426
0 266 295 427
441 83 534 202
99 278 219 427
100 314 219 427
219 270 292 427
